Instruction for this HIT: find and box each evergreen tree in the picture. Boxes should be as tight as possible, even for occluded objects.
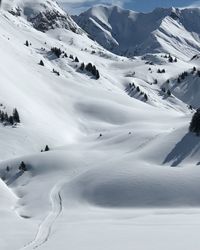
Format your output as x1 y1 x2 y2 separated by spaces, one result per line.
189 105 193 110
167 90 171 96
169 56 173 63
136 86 140 92
161 87 166 93
4 113 8 122
45 145 50 151
85 63 93 72
189 109 200 135
13 108 20 123
8 116 14 125
96 70 100 80
69 55 74 60
25 40 29 47
39 60 44 66
0 111 4 122
144 93 148 101
6 166 10 172
19 161 27 171
92 65 97 76
79 63 85 71
75 57 79 62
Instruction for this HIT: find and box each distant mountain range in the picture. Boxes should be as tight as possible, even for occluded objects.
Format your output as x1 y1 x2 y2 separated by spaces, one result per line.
74 5 200 58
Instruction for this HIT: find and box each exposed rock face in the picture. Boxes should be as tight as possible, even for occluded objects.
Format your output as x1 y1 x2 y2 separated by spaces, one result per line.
29 10 79 33
4 0 82 33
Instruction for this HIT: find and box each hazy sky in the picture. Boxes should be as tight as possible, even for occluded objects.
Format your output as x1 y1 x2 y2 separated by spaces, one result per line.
59 0 200 14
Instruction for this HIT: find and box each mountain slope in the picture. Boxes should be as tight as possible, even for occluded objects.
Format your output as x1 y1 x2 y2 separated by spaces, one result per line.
1 2 200 250
3 0 81 32
74 6 200 58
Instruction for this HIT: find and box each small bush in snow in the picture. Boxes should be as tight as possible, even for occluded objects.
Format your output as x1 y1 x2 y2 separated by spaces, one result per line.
52 69 60 76
25 40 29 47
39 60 44 66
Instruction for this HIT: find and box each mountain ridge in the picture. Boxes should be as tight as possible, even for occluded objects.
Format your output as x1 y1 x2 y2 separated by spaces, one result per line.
2 0 82 33
73 5 200 58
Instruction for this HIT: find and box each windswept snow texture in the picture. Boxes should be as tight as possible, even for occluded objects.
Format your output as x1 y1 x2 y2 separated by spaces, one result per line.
74 6 200 57
1 1 200 250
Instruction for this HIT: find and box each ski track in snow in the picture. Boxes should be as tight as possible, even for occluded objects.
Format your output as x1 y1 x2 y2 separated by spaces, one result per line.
21 181 64 250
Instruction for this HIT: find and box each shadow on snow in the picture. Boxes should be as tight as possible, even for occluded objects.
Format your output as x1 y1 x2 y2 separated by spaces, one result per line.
163 132 200 166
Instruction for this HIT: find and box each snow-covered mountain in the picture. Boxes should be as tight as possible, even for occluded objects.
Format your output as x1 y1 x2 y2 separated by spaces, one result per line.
1 1 200 250
74 5 200 57
3 0 81 32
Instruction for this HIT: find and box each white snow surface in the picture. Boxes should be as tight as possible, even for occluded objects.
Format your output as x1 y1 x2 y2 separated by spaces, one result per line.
1 1 200 250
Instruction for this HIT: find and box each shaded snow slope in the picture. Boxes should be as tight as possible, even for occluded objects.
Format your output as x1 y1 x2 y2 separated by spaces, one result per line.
74 6 200 58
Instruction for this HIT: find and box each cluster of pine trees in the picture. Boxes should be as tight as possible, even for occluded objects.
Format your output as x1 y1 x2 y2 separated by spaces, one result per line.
163 54 177 63
79 62 100 79
126 83 148 102
0 108 20 126
6 161 27 174
51 47 64 58
41 145 50 152
177 71 188 83
176 68 200 83
51 47 78 60
157 69 166 74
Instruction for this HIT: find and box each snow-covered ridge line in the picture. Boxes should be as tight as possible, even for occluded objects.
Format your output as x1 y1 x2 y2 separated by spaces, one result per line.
2 0 82 33
74 5 200 58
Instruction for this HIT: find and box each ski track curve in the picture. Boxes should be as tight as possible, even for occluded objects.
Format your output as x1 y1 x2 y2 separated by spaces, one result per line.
21 181 65 250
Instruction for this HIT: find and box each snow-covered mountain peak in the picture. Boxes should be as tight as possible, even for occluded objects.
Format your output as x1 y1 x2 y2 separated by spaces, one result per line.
2 0 81 33
74 5 200 57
